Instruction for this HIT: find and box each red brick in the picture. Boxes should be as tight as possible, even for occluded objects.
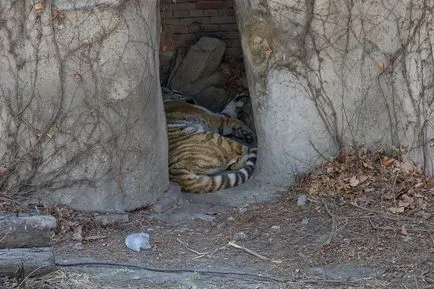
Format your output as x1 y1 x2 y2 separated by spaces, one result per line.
219 24 238 31
221 31 240 39
218 8 234 16
200 16 212 24
161 9 174 18
195 1 228 9
189 9 203 17
210 16 235 24
179 18 195 25
160 40 178 52
173 3 195 10
161 24 175 34
163 18 179 25
189 24 201 33
203 9 218 16
201 24 219 31
174 9 189 17
173 26 189 34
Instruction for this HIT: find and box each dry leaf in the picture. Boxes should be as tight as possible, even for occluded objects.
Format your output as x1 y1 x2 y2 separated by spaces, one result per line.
381 156 396 167
389 206 405 214
383 192 395 200
400 161 418 174
72 225 83 241
358 175 368 183
349 176 360 187
377 61 385 71
73 72 82 82
425 176 434 189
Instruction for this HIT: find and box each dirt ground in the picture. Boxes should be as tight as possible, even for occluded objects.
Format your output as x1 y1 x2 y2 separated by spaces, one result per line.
2 150 434 289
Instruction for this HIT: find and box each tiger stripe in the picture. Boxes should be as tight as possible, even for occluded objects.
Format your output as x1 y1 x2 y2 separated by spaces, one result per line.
165 99 257 193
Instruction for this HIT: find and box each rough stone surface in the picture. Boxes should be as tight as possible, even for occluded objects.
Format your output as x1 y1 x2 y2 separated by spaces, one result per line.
0 215 57 248
235 0 434 185
94 214 129 226
0 247 56 277
0 1 168 211
169 37 226 91
194 86 230 112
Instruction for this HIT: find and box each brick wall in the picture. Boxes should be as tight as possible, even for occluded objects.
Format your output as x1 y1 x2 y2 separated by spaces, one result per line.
160 0 242 84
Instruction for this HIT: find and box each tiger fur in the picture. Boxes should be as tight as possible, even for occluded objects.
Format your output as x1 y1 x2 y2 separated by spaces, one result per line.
165 97 257 193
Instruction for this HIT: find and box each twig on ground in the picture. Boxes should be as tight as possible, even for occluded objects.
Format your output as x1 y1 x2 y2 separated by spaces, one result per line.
321 199 336 244
177 238 208 256
227 241 282 264
368 218 434 233
192 245 226 260
17 265 48 289
83 235 107 242
0 229 10 243
350 202 427 222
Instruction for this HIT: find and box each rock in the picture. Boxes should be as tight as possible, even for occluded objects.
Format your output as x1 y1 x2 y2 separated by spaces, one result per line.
194 86 230 112
125 232 151 252
0 247 56 277
190 214 216 222
152 181 183 214
297 194 308 206
271 225 281 232
178 70 228 96
0 215 57 248
234 0 433 186
0 1 168 212
233 231 248 241
169 37 226 90
73 242 84 251
94 214 129 226
301 218 309 225
227 216 235 222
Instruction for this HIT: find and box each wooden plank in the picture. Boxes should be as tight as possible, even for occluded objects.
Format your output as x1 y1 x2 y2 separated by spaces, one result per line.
0 215 57 248
0 247 56 277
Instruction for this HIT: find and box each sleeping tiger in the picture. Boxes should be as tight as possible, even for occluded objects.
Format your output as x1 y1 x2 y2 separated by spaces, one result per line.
164 94 257 193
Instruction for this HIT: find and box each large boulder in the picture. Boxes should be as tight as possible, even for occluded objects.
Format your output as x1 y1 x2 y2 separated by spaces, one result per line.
235 0 433 184
169 37 226 92
0 0 168 211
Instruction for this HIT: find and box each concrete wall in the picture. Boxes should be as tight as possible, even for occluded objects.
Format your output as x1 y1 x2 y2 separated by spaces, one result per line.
235 0 433 185
0 0 168 212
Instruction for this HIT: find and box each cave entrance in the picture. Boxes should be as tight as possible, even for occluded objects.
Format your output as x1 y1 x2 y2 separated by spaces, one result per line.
158 0 262 195
158 0 254 129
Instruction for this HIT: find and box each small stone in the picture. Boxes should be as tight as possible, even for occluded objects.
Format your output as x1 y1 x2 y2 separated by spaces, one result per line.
238 207 248 213
125 232 151 252
233 231 248 241
191 214 216 221
73 242 84 250
301 218 309 225
271 225 281 231
297 194 308 206
94 214 129 226
227 216 235 222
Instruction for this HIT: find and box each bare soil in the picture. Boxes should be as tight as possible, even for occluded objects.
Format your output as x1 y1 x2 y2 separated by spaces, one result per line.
3 150 434 289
